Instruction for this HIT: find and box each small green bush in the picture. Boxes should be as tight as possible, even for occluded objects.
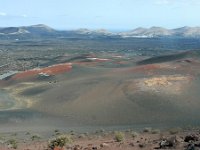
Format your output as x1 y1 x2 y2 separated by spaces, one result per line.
169 128 181 135
7 139 17 149
78 134 86 139
151 129 160 134
31 134 41 141
54 129 61 136
25 132 30 135
48 135 72 149
131 131 139 138
114 131 125 142
143 127 152 133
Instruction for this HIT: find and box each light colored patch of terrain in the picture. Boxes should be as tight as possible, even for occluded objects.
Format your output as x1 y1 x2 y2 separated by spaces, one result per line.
3 82 49 109
136 75 191 95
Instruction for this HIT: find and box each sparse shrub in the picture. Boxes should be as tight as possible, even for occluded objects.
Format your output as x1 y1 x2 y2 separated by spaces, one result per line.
103 132 109 137
7 139 17 149
48 135 72 150
95 129 105 134
125 129 132 133
131 131 139 138
0 135 5 142
143 127 152 133
99 129 105 133
151 129 160 134
25 132 30 135
114 131 125 142
84 132 89 136
78 134 86 139
70 130 75 135
169 128 181 135
31 134 41 141
11 133 17 136
54 129 61 136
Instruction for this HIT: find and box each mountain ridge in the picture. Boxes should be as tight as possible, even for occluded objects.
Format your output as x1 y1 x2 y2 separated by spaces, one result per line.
1 24 200 39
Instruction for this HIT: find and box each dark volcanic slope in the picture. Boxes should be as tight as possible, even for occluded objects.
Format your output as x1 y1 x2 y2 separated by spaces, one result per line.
137 50 200 65
1 46 200 135
1 51 200 130
32 65 200 126
137 51 193 65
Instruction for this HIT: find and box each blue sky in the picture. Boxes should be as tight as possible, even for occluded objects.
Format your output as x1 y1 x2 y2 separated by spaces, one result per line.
0 0 200 30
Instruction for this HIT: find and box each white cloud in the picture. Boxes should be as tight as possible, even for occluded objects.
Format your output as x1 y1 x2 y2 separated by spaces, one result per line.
155 0 200 6
155 0 170 5
0 12 28 18
0 12 7 16
21 14 28 18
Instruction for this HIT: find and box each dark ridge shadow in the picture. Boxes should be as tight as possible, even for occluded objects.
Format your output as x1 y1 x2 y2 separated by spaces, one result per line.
137 51 191 65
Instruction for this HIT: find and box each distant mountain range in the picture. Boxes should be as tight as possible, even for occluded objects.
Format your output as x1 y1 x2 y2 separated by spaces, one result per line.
119 26 200 38
1 24 200 40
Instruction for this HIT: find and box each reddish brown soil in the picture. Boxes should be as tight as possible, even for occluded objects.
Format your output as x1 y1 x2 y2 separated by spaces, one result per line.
73 62 97 65
11 63 72 80
131 64 162 72
112 64 164 75
114 61 129 65
73 58 110 66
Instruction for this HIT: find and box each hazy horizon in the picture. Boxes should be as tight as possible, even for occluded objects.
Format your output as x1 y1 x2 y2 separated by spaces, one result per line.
1 23 200 33
0 0 200 30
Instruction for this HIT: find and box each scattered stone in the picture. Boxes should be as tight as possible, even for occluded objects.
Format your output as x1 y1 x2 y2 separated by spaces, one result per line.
92 146 98 150
73 145 82 150
84 147 92 150
194 142 200 147
118 142 124 147
129 142 134 147
186 143 195 150
100 143 109 148
184 135 199 142
160 140 169 148
78 134 86 139
139 143 146 148
159 136 177 148
169 136 178 144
